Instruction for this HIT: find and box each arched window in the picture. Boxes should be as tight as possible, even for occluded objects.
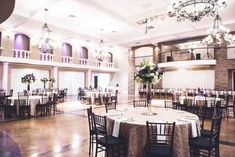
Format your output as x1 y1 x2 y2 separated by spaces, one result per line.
108 52 113 62
62 43 72 57
80 46 88 59
14 33 30 50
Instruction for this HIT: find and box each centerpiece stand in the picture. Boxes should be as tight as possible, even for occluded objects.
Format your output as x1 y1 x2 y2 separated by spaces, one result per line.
134 60 163 116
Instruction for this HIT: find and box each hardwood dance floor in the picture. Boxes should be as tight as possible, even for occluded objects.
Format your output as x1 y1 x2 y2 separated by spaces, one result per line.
0 96 235 157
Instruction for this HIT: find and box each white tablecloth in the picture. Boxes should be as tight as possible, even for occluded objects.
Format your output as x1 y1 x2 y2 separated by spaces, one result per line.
179 96 222 107
86 91 111 104
9 96 42 116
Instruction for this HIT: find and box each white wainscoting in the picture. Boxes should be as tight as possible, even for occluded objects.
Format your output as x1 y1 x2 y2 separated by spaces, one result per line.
162 70 215 89
59 71 84 95
11 68 49 96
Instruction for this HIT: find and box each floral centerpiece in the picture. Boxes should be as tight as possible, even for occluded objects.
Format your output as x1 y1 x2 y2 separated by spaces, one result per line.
134 60 163 104
49 78 56 88
21 73 36 91
40 77 49 89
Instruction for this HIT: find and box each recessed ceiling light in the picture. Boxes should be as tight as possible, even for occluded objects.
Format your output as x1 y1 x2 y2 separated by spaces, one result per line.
68 14 76 18
112 31 117 33
85 40 90 42
135 42 140 44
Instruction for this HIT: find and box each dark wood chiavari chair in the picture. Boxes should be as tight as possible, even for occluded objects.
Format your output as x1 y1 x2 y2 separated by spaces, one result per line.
145 121 176 157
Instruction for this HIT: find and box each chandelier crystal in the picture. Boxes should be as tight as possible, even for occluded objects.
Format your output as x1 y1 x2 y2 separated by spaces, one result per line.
168 0 227 22
93 39 108 61
37 9 54 53
202 14 235 48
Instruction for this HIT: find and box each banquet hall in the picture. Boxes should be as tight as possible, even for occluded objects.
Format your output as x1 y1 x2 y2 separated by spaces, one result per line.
0 0 235 157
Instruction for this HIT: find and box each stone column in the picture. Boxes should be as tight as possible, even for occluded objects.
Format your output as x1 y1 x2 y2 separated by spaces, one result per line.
85 69 91 88
128 49 135 96
2 62 9 92
52 66 58 88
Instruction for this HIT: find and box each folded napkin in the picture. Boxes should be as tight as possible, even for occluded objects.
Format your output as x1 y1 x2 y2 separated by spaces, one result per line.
112 118 128 137
153 120 166 141
181 118 198 138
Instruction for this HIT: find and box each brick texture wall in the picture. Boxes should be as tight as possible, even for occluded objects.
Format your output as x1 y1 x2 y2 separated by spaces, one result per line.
128 50 135 96
215 48 235 90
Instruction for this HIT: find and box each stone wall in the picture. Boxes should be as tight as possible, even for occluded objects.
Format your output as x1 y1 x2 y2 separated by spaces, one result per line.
128 50 135 96
215 48 235 90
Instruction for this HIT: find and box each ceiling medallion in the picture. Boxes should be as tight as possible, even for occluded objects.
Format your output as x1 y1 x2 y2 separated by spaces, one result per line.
168 0 227 22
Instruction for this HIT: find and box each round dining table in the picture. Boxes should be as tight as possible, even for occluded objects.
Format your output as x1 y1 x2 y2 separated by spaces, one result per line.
8 95 42 116
106 106 200 157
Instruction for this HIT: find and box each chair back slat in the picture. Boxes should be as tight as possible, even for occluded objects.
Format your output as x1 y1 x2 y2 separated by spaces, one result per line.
105 102 116 113
87 106 94 133
93 113 107 142
146 121 175 148
210 110 222 144
133 99 147 108
18 92 29 106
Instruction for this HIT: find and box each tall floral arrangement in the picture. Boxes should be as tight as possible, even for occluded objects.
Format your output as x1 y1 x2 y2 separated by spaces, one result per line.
134 60 163 84
49 78 55 83
40 78 49 83
21 73 36 91
21 73 36 84
41 78 49 89
134 60 163 106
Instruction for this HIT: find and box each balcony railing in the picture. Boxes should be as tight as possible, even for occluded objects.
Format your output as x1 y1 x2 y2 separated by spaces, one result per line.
159 47 215 63
79 58 89 65
12 49 31 59
92 60 114 68
61 56 73 63
40 53 54 61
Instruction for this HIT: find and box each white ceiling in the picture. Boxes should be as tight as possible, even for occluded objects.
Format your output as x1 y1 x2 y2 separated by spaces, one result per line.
1 0 235 48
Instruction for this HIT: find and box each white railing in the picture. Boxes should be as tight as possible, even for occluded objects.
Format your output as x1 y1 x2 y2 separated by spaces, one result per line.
61 56 73 63
106 62 114 68
40 53 54 61
93 60 102 67
12 49 31 59
92 60 114 68
79 58 89 65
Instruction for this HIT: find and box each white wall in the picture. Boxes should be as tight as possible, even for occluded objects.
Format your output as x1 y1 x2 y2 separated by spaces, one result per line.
111 50 128 95
162 70 215 89
59 71 84 95
91 73 110 89
135 46 153 65
11 68 49 96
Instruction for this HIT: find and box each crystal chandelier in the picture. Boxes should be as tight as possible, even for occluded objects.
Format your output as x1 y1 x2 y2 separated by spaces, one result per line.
202 12 235 47
168 0 226 22
93 39 108 61
38 9 54 53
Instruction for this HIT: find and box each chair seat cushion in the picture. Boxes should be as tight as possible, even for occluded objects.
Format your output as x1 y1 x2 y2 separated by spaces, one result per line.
98 135 124 146
201 129 211 138
189 137 216 150
145 144 171 157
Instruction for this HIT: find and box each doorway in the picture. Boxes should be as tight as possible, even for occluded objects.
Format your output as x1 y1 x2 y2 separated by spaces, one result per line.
94 76 98 89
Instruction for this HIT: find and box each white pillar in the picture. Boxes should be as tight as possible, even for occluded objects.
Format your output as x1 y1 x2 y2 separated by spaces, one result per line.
2 62 9 92
85 69 91 88
52 66 58 88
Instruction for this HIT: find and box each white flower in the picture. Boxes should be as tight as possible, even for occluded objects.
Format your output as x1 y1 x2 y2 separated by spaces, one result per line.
150 66 154 70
